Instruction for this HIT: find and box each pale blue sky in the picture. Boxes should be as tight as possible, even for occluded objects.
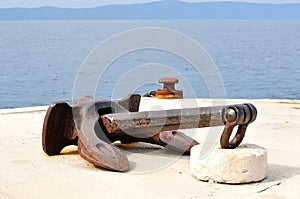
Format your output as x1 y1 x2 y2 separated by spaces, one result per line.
0 0 300 8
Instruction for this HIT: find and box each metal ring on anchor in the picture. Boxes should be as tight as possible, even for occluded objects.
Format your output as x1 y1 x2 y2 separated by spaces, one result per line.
220 104 257 149
220 122 248 149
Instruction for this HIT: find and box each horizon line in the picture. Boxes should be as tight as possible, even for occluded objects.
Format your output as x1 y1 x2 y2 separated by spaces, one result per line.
1 1 300 9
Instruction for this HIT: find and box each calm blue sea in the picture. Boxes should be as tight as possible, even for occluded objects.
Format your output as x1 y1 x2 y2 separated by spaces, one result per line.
0 20 299 109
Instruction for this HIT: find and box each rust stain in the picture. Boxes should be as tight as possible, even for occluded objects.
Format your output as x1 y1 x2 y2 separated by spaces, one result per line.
276 101 300 110
277 101 300 105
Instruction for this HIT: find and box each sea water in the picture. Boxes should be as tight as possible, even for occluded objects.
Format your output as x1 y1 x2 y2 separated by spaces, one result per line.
0 20 299 108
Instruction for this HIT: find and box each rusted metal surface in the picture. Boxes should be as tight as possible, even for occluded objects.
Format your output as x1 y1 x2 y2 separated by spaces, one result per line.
101 106 225 136
144 77 183 99
102 103 257 150
42 94 199 171
101 104 256 136
42 102 77 156
156 131 199 154
42 94 257 172
43 96 136 171
155 77 183 99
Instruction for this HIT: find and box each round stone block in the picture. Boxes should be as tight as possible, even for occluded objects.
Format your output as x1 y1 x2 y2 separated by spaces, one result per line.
190 144 267 184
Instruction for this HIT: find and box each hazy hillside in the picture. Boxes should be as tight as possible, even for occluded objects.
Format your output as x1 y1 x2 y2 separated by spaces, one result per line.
1 1 300 20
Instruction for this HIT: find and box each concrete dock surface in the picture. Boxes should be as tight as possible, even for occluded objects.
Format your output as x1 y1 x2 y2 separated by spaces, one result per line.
0 98 299 198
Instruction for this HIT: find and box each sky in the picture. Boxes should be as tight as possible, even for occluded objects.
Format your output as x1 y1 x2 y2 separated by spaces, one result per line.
0 0 300 8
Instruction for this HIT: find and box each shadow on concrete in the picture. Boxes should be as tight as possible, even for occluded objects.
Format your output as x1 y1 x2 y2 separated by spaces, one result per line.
115 142 190 159
263 163 300 182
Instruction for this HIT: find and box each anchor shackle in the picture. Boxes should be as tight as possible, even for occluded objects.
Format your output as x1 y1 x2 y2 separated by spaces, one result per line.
221 103 257 149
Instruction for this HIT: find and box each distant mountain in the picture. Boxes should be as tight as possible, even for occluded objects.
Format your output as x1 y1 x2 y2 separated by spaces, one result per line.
1 1 300 20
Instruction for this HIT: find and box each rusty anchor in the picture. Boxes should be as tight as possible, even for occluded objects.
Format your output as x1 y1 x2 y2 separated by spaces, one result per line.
42 94 257 172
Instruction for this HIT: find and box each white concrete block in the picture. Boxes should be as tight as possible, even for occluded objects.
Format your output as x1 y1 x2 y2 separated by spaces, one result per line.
190 144 268 184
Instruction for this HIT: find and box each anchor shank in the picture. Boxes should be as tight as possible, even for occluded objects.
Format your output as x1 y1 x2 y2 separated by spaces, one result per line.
101 105 231 137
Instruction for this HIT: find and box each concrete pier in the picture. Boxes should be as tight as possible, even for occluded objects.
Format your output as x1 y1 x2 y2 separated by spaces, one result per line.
0 98 299 198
